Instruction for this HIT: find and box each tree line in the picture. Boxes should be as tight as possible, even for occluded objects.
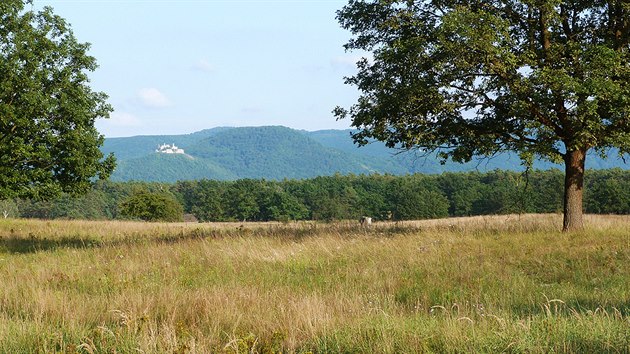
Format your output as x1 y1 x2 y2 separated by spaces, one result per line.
0 169 627 222
4 1 629 232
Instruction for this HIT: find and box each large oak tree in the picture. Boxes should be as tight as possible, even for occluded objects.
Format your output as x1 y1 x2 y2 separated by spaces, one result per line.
335 0 630 231
0 0 114 200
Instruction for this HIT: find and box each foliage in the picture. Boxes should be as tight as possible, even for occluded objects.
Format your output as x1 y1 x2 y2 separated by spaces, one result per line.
18 191 111 220
113 153 235 182
100 127 230 161
585 168 630 214
173 180 226 222
222 179 262 221
106 126 630 183
18 180 170 220
0 200 19 218
335 0 630 161
302 176 361 221
118 191 183 222
185 126 381 180
389 176 449 220
0 0 115 200
335 0 630 230
10 169 630 222
257 185 309 222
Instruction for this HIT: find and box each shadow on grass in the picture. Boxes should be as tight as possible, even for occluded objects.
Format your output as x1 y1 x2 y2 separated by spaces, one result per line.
0 227 244 254
0 233 212 254
0 236 102 254
0 222 425 255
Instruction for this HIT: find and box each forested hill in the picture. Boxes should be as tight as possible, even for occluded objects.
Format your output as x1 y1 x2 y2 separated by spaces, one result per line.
104 126 629 182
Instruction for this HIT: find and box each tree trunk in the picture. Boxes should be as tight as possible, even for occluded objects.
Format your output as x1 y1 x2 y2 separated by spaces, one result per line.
563 149 586 232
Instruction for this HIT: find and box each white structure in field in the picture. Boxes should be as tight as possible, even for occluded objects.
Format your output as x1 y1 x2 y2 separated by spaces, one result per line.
156 143 185 154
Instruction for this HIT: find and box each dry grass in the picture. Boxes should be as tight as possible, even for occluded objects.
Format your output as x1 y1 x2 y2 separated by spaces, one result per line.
0 214 628 352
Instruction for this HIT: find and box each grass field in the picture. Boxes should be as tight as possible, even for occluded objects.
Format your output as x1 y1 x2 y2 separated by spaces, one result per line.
0 214 628 353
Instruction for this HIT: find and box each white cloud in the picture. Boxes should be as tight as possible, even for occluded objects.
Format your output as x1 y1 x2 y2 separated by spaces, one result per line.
108 112 142 127
193 59 215 72
138 88 172 108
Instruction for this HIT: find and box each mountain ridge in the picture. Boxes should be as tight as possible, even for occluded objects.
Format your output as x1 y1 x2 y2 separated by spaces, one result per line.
104 125 629 182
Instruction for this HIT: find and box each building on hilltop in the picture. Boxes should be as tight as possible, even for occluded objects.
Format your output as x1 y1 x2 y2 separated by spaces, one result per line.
156 143 185 154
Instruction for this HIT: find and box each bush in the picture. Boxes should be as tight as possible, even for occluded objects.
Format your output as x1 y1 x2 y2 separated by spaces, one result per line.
119 191 184 222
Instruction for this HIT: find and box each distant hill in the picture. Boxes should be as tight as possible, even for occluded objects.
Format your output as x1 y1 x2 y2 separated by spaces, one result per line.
113 153 235 182
304 129 535 173
186 126 380 179
101 127 231 161
105 126 629 182
304 129 630 172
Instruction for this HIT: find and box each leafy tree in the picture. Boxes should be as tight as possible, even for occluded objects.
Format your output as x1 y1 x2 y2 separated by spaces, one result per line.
0 199 19 218
437 172 484 216
174 180 226 221
223 179 261 221
527 169 564 213
388 176 449 220
585 169 630 214
351 174 395 220
19 190 110 219
469 170 529 215
306 176 360 221
119 191 184 222
0 0 114 200
258 185 309 222
335 1 630 231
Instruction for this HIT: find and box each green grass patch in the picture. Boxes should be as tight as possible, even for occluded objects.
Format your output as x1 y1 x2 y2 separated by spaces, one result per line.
0 215 628 352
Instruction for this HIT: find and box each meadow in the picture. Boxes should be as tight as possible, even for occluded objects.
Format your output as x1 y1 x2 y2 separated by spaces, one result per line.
0 215 628 353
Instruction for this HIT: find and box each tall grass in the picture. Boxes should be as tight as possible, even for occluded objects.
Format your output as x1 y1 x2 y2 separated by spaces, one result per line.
0 214 628 352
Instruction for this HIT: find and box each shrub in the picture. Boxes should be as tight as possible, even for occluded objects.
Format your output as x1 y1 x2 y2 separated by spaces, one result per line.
119 191 184 222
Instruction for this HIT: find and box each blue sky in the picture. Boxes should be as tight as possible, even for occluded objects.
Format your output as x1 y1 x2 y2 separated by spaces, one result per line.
32 0 361 137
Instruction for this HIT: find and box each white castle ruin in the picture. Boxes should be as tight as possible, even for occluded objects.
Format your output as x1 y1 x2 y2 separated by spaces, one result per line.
156 143 185 154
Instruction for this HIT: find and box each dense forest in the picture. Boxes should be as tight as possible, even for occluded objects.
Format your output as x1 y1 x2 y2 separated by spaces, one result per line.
104 126 630 182
2 169 628 222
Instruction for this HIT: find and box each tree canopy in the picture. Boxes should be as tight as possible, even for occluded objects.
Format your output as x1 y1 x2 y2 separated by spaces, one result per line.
335 0 630 231
0 0 114 200
119 191 184 222
11 170 630 222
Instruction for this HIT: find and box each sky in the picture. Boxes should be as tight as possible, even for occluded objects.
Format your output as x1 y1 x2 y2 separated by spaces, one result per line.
31 0 362 137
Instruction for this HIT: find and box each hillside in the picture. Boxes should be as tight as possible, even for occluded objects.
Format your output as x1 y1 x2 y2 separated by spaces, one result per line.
305 130 629 172
108 126 398 182
106 125 629 182
102 127 231 161
186 126 379 179
113 153 235 182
